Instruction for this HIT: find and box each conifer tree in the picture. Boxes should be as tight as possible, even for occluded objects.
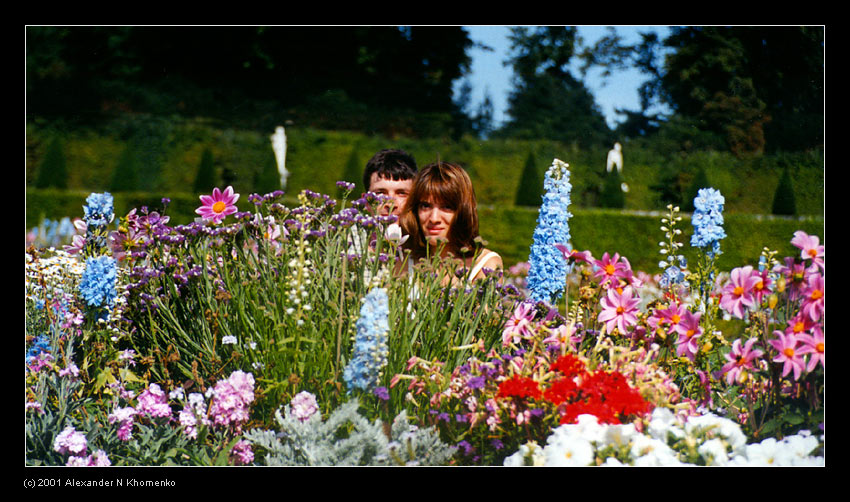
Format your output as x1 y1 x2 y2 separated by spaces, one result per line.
683 167 710 212
338 148 362 198
772 166 797 216
514 151 543 207
34 137 68 189
110 144 140 192
254 147 281 195
193 148 217 193
599 170 625 208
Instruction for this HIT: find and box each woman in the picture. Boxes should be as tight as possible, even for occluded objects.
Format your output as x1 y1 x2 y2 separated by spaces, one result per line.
398 161 502 283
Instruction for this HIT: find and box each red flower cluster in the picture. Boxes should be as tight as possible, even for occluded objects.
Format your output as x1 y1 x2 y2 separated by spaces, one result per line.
550 353 586 378
557 370 653 425
497 352 653 426
497 375 542 400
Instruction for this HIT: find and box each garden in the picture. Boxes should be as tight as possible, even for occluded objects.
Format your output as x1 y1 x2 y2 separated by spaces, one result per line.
25 158 824 467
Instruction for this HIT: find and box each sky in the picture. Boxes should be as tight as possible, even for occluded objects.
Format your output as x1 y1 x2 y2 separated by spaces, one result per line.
458 26 672 130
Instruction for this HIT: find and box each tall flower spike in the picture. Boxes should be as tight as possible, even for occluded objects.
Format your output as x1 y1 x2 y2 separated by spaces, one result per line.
344 287 390 393
526 159 573 305
690 188 726 259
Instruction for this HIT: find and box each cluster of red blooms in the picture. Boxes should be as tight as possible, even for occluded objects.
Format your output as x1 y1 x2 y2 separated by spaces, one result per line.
497 353 653 425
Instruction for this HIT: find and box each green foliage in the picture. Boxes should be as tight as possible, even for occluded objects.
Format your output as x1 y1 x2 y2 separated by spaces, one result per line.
245 399 455 466
682 167 710 212
193 148 217 193
253 145 281 195
34 136 68 189
514 151 543 207
110 144 141 192
338 147 362 197
771 167 797 216
599 170 625 208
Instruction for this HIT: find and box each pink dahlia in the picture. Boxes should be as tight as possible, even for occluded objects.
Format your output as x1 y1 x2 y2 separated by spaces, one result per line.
598 286 641 335
768 330 806 381
593 252 630 288
673 310 703 361
797 326 824 372
800 272 824 322
790 230 824 271
720 266 760 319
720 338 763 385
502 301 536 346
554 243 593 264
196 186 240 224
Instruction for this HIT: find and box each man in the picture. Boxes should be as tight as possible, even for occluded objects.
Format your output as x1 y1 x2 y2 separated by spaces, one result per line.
363 149 418 217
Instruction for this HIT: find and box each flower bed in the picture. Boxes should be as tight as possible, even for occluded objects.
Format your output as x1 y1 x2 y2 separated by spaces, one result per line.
25 159 824 467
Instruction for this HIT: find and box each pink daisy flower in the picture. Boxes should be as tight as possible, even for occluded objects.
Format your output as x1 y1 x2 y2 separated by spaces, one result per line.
598 286 640 335
554 244 593 264
719 266 760 319
502 302 536 347
768 330 806 381
750 267 773 304
196 186 240 224
797 326 824 372
592 252 630 288
790 230 824 270
720 338 764 385
800 272 824 322
673 310 703 361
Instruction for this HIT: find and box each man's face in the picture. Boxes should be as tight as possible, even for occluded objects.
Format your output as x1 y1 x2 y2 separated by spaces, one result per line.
369 173 413 217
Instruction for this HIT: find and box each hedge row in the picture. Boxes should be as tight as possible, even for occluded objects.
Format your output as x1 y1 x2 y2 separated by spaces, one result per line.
27 188 824 273
26 118 825 216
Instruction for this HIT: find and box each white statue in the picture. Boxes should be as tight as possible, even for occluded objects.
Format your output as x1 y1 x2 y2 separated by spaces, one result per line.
606 142 623 173
270 126 289 190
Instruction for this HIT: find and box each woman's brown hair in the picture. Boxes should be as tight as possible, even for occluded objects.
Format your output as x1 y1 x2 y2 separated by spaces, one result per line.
400 161 479 260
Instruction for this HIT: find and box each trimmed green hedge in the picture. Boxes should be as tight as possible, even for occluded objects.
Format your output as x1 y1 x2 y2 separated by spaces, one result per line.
27 188 824 274
26 118 824 216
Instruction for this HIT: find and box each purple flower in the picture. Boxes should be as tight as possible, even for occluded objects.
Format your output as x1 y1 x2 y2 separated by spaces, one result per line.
467 376 486 390
136 384 173 419
53 426 88 456
373 386 390 401
290 391 320 422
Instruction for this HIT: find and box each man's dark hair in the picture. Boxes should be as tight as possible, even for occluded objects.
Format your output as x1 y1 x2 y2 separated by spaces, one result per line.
363 149 418 191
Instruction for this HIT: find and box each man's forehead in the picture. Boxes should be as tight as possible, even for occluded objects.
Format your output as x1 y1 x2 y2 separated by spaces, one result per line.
370 174 413 189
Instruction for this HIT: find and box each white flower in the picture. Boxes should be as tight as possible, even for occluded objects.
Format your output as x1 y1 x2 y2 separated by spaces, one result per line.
222 335 237 345
385 222 409 246
503 441 545 466
543 435 595 467
698 438 730 465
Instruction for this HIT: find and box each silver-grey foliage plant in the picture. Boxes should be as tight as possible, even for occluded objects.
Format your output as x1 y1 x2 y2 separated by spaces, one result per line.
244 398 455 466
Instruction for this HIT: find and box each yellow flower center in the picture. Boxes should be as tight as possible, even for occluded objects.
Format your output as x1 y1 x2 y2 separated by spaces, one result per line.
686 329 695 338
808 248 818 258
605 264 616 275
810 289 823 300
671 314 681 324
755 280 764 291
616 306 624 314
212 201 227 214
815 342 824 353
793 321 805 333
783 347 795 358
733 286 744 296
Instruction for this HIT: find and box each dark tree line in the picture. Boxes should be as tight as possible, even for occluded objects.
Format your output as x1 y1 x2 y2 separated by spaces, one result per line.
26 26 824 153
26 26 474 136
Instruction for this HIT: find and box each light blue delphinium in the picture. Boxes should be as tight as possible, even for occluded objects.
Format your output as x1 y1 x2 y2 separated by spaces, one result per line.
83 192 114 228
526 159 573 305
78 255 117 308
690 188 726 259
344 287 390 393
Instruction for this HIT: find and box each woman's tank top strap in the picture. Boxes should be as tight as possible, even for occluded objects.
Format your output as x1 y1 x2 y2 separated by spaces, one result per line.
467 251 500 281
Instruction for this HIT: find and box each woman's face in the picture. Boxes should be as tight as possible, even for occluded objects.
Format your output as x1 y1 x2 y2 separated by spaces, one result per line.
418 196 455 246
